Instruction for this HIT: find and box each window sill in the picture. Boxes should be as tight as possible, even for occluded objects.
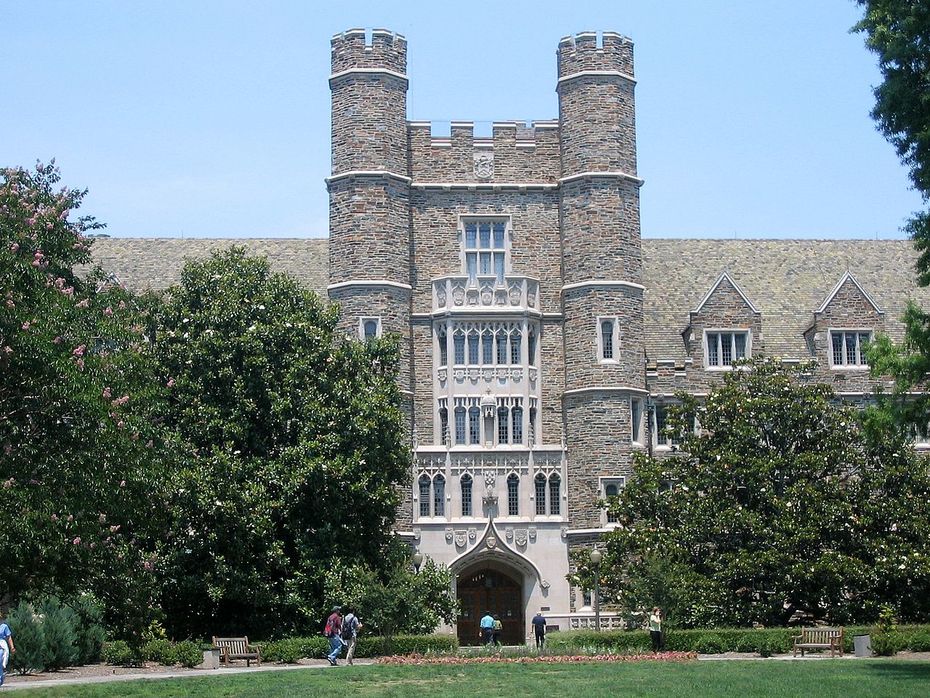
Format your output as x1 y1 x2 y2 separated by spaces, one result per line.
829 365 869 371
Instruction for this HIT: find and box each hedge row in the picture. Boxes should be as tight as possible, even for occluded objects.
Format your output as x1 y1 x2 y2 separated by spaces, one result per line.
260 635 459 663
546 625 930 655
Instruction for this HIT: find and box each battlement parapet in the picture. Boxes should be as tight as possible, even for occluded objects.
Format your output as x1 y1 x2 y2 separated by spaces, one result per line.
332 27 407 75
557 30 633 79
408 120 559 148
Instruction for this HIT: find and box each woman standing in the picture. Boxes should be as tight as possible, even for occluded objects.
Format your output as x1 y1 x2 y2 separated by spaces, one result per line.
648 607 663 652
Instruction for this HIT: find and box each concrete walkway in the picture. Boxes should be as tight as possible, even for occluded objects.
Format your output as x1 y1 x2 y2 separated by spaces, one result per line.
2 660 376 692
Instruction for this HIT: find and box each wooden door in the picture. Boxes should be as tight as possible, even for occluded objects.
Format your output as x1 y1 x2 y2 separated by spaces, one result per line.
457 568 524 645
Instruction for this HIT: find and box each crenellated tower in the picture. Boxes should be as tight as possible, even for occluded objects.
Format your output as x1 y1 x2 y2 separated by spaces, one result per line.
327 28 413 390
557 32 646 528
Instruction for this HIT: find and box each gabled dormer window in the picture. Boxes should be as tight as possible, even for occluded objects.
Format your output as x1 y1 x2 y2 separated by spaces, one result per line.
830 330 871 368
705 330 749 368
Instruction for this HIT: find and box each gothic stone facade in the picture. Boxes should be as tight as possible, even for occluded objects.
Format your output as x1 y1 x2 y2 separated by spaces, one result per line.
87 29 930 645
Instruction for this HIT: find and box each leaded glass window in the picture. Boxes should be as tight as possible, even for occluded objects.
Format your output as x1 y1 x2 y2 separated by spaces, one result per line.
535 474 547 515
461 474 473 517
507 474 519 516
549 474 561 515
419 475 431 517
433 474 445 517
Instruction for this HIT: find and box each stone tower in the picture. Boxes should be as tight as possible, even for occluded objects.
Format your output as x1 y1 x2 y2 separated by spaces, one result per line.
557 32 646 528
327 28 413 386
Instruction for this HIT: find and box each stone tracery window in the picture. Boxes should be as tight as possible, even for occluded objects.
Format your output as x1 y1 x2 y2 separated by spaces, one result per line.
507 473 519 516
461 474 473 516
463 219 507 285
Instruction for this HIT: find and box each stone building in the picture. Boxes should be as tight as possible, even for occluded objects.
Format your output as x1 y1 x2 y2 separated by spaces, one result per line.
88 29 930 645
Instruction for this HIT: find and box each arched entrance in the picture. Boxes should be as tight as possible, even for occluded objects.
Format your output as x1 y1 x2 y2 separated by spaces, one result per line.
457 568 524 645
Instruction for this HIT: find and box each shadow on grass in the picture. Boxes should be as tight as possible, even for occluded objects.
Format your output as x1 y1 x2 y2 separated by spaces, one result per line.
861 660 930 682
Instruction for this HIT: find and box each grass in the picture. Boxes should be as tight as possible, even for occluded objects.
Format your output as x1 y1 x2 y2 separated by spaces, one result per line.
11 659 930 697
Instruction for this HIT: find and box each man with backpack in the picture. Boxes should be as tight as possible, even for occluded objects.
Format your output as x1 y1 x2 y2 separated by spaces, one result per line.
341 607 362 665
324 606 344 666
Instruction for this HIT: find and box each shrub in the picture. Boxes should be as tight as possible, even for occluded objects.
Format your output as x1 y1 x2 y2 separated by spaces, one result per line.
907 630 930 652
258 634 458 662
694 633 725 654
102 640 136 667
37 597 78 671
7 602 45 674
174 641 203 668
262 638 305 664
71 595 106 665
141 638 177 665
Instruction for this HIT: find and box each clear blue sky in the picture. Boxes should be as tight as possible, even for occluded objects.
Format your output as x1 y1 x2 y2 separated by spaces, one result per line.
1 0 921 239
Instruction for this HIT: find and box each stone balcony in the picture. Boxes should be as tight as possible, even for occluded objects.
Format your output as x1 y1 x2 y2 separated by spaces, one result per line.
433 274 541 315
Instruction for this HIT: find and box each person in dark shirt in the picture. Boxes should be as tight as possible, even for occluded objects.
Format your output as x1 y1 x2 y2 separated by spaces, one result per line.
531 610 547 649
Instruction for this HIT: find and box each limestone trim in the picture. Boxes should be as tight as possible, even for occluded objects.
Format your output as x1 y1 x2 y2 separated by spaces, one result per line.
558 171 644 186
556 70 637 86
327 280 413 291
561 280 646 293
411 182 558 191
562 386 649 397
447 518 549 590
692 271 760 315
329 67 409 84
815 271 885 316
326 170 412 185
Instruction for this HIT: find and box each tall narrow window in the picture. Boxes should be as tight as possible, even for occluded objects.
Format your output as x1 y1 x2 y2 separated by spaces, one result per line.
461 474 473 517
468 331 479 364
466 254 477 284
439 407 449 446
631 398 643 444
454 406 466 445
438 329 448 366
482 329 494 364
527 330 537 366
493 221 505 249
654 404 676 447
511 406 523 445
510 330 521 364
604 482 619 523
468 406 481 445
507 474 519 516
529 407 537 445
419 475 431 517
497 406 509 444
494 254 505 283
479 222 491 247
453 332 465 365
433 475 445 517
600 319 615 360
706 332 719 366
549 474 561 515
535 474 547 515
496 331 508 364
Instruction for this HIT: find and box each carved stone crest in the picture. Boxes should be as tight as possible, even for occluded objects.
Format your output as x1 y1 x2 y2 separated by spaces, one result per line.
468 527 477 541
454 530 467 548
515 529 528 546
474 152 494 179
528 526 537 542
505 527 514 542
445 527 454 543
486 536 497 549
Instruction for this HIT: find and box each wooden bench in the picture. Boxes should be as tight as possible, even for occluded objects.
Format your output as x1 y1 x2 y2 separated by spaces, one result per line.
212 636 261 667
792 627 844 657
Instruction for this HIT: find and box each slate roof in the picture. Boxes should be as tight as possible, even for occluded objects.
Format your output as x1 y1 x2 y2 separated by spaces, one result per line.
88 238 930 362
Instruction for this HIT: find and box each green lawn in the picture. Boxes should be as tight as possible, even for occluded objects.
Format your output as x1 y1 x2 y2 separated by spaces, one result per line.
12 659 930 697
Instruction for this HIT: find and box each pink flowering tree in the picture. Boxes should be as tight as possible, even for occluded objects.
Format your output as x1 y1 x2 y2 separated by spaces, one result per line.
0 163 170 638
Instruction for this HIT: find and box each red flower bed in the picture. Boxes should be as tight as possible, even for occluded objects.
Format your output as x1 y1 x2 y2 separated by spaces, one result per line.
377 652 697 665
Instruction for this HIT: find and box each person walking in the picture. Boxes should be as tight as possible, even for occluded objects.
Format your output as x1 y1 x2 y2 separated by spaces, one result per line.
341 607 362 666
0 619 14 687
479 611 495 646
492 615 503 647
649 607 664 652
531 610 547 650
324 606 344 665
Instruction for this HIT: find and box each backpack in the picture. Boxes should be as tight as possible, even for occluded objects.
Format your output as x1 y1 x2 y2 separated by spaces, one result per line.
324 614 338 638
341 613 356 641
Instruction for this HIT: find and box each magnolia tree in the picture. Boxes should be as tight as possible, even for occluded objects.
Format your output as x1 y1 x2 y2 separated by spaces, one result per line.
579 358 930 627
153 248 411 638
0 163 169 637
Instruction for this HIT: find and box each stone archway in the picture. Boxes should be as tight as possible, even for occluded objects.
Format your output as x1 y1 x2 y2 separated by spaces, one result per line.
456 566 524 646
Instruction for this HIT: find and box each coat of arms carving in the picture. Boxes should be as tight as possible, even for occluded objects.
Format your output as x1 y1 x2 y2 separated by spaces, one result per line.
474 152 494 179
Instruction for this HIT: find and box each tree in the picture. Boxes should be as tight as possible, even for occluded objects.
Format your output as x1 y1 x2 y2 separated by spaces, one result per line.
855 1 930 282
153 247 411 638
0 163 170 638
589 357 930 627
855 3 930 430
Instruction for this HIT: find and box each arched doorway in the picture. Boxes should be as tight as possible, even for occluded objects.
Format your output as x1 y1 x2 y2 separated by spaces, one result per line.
457 568 524 645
